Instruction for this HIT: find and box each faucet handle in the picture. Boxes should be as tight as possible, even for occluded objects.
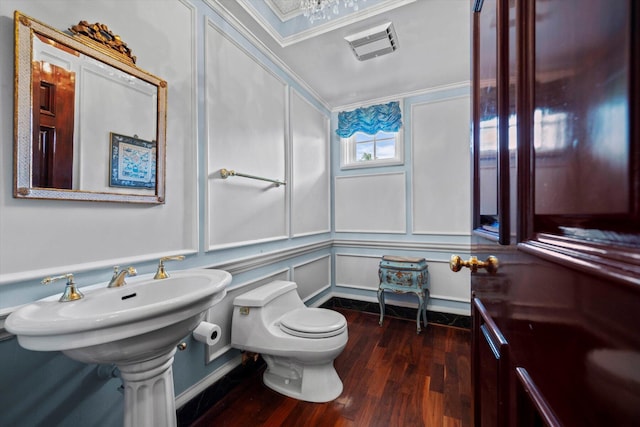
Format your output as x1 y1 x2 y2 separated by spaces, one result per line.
154 255 185 280
42 273 84 302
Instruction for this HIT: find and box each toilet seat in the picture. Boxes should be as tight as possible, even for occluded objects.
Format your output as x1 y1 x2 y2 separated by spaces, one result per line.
279 308 347 338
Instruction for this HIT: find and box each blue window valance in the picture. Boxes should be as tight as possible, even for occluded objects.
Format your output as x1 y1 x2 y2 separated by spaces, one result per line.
336 101 402 138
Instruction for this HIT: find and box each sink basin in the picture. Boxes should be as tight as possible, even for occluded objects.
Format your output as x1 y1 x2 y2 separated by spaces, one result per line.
6 268 231 364
5 268 231 427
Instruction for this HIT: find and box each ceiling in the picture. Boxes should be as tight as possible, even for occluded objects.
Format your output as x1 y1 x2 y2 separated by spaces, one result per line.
211 0 471 111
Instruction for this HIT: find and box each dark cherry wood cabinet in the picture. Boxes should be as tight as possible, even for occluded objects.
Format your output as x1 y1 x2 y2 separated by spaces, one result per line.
468 0 640 425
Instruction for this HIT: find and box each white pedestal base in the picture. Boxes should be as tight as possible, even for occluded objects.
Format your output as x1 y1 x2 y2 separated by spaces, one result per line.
118 349 177 427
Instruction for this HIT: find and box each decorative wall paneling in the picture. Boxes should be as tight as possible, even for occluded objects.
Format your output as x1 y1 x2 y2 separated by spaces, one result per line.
334 172 407 233
209 240 332 276
332 238 472 252
202 0 328 109
411 95 471 235
290 90 331 237
205 20 288 250
204 23 331 251
291 254 331 301
335 252 470 314
335 254 381 290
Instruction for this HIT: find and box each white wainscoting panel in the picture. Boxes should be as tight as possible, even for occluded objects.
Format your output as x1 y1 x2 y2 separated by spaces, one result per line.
426 259 470 303
334 253 470 310
412 96 471 235
204 270 289 364
290 89 330 237
292 255 331 301
335 172 406 233
335 254 381 290
205 22 288 250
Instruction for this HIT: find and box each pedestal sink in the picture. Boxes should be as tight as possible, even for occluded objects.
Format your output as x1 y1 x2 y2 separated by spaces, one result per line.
5 268 231 427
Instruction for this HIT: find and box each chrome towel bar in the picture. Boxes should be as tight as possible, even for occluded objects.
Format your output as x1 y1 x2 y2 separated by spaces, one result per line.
219 168 286 187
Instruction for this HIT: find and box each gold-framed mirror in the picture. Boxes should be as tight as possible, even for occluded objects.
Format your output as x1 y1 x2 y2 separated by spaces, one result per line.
14 11 167 203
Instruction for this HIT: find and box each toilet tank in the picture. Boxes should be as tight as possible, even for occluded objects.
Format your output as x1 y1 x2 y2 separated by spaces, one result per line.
233 280 298 308
232 281 305 348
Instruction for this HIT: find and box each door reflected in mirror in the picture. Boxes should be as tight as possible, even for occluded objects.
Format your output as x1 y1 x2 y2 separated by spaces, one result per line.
14 11 167 203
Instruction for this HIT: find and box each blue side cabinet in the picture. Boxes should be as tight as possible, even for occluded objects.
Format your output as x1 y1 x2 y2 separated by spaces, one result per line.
377 255 430 334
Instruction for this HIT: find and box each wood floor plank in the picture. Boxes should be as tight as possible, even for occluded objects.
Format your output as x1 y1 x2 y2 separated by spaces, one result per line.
261 396 297 426
429 363 445 393
352 394 378 426
365 360 393 398
189 309 471 427
422 387 445 427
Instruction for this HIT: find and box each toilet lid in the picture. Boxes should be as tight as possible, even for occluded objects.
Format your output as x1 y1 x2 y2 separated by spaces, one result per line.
279 308 347 338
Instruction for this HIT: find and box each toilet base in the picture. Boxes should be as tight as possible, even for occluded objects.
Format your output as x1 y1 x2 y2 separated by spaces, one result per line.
262 355 343 403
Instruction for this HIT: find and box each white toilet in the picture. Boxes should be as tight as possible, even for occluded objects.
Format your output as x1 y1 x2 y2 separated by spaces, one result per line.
231 280 348 402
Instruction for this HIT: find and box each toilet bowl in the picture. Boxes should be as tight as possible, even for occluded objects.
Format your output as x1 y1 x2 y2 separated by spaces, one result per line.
231 280 348 402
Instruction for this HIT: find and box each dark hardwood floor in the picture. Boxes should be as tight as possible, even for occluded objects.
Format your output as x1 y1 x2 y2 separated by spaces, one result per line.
190 308 471 427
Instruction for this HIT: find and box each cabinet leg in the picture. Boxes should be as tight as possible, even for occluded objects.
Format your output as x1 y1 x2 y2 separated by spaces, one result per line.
377 288 385 326
416 293 424 334
422 299 428 329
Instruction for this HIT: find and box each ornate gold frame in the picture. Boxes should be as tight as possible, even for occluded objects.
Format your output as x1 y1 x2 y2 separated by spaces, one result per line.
14 11 167 204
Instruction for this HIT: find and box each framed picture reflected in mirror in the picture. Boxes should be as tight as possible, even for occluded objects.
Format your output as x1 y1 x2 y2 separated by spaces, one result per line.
109 133 156 189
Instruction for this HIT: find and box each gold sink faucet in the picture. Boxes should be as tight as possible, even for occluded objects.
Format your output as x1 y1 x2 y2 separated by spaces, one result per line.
108 266 137 288
42 273 84 302
154 255 185 279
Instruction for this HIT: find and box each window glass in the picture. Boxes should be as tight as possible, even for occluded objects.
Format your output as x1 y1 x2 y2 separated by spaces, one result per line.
341 130 402 169
355 140 374 161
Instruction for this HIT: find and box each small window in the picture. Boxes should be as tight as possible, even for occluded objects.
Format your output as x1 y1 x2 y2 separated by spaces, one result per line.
341 130 403 169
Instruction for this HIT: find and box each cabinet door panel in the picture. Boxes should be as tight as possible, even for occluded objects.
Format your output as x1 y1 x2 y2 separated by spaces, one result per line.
532 0 636 230
515 367 561 427
473 298 509 427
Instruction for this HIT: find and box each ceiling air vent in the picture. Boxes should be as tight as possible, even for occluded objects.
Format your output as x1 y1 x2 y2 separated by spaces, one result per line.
345 21 398 61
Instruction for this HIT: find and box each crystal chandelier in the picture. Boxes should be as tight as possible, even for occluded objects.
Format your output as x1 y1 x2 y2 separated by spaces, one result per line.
300 0 363 23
